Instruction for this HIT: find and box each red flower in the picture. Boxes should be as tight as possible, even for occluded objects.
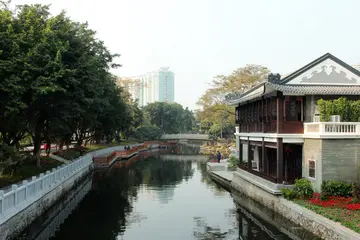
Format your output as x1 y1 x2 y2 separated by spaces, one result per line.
308 193 360 210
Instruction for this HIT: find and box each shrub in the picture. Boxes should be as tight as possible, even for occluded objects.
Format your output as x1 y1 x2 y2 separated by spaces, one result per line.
352 184 360 203
0 145 25 175
293 178 313 199
280 188 297 200
321 180 353 200
227 155 237 171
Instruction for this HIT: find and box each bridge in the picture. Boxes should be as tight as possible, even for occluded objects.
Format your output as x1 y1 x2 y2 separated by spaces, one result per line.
161 134 209 140
159 154 209 162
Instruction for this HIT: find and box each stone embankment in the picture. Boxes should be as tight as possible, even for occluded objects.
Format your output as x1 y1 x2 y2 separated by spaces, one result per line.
207 162 360 240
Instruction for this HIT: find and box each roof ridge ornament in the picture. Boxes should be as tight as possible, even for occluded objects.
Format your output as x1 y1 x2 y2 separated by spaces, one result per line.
268 73 281 84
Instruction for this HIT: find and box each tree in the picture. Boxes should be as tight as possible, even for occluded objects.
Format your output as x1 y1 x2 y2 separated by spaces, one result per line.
196 64 270 138
132 124 162 141
143 102 195 134
0 4 132 167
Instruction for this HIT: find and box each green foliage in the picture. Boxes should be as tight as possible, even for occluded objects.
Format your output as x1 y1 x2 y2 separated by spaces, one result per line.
227 155 237 171
320 180 353 200
317 97 360 122
280 188 298 200
0 145 25 174
143 102 195 134
196 65 270 138
133 124 162 141
0 4 142 167
294 178 314 199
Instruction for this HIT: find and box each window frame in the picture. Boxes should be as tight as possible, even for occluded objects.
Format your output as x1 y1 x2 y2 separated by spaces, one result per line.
308 159 316 179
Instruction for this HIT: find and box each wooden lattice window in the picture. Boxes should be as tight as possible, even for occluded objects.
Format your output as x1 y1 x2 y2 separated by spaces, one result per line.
308 159 316 178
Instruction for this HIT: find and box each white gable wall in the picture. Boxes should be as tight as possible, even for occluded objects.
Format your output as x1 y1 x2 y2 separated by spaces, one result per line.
285 58 360 85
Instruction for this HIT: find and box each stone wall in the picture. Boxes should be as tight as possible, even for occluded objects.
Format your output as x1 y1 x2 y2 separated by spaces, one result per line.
303 138 360 191
303 138 323 191
231 190 319 240
0 164 91 240
21 175 92 239
322 139 360 183
231 171 281 209
231 171 360 240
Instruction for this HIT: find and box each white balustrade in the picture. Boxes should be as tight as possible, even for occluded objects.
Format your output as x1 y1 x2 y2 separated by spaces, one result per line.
304 122 360 136
0 144 125 224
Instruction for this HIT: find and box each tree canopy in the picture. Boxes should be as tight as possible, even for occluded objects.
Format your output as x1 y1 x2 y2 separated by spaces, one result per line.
0 4 142 166
318 97 360 122
141 102 195 135
196 64 270 138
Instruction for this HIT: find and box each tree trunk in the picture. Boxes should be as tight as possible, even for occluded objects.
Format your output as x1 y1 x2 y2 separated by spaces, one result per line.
76 138 83 148
59 140 64 151
33 132 42 167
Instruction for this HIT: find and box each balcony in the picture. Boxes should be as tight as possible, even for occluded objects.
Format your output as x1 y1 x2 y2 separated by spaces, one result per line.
304 122 360 138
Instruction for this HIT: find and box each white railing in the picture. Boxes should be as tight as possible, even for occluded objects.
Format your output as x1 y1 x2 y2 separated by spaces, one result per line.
0 144 137 225
161 134 209 140
304 122 360 135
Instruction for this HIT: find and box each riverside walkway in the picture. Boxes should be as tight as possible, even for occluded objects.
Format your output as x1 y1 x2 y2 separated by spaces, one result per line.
92 141 177 169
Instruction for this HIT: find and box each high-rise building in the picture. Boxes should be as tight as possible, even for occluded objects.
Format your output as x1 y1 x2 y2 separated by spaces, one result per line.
127 67 175 107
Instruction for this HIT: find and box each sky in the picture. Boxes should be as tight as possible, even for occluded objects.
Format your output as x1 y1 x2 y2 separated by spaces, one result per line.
15 0 360 110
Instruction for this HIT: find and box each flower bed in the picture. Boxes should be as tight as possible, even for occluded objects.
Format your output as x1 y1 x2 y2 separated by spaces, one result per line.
294 193 360 233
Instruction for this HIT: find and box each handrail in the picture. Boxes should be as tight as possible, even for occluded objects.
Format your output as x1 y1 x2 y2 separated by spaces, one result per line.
0 155 91 224
304 122 360 134
0 143 140 224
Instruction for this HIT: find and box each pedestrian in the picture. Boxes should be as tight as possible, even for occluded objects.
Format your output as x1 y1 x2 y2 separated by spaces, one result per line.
216 151 221 163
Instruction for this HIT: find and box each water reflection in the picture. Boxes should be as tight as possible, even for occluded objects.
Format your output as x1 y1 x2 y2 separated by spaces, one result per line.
232 191 320 240
22 143 318 240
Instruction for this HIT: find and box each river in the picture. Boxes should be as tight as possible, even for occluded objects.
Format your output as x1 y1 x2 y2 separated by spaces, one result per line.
20 143 319 240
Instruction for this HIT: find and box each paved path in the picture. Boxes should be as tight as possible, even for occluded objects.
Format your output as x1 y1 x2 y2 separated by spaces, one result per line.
206 160 234 188
97 143 141 157
213 171 233 181
207 160 228 171
49 154 71 164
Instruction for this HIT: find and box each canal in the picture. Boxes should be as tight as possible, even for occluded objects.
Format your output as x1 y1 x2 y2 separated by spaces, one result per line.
21 143 319 240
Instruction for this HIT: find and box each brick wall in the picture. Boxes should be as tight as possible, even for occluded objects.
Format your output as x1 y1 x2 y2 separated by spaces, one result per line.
322 139 360 183
303 138 360 192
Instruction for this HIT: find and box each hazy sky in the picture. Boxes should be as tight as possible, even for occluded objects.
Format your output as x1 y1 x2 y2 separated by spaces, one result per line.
15 0 360 110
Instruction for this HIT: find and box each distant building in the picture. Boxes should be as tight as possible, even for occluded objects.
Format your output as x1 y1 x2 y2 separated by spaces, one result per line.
116 78 139 102
125 67 175 107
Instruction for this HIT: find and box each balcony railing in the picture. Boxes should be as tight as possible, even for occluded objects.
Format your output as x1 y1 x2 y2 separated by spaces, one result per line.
304 122 360 135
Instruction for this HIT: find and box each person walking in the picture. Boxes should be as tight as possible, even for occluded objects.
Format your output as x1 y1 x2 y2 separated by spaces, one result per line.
216 151 221 163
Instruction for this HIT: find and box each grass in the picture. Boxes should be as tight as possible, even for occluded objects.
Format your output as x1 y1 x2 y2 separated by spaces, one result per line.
0 157 63 188
55 149 82 160
294 198 360 233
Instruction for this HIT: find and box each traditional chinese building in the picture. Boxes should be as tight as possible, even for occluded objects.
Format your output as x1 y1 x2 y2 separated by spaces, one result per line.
226 53 360 193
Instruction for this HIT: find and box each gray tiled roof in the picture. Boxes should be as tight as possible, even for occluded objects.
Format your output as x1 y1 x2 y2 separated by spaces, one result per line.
225 53 360 105
267 82 360 95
